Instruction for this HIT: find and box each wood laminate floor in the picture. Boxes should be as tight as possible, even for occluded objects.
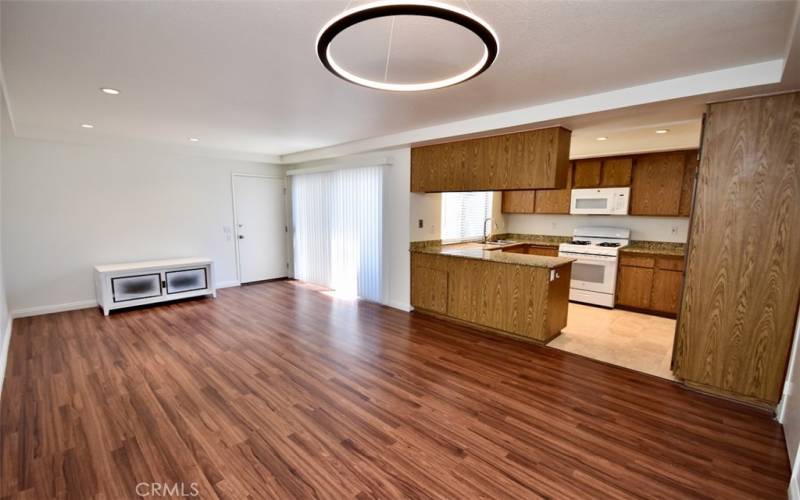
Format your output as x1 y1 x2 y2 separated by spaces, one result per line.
0 281 791 499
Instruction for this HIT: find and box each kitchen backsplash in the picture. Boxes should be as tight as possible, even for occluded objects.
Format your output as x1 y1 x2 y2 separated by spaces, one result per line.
504 214 689 243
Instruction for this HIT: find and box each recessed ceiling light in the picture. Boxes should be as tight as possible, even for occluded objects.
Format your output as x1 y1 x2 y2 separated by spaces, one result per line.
316 0 499 92
596 136 608 141
189 137 200 142
655 129 670 134
81 124 94 129
99 87 120 95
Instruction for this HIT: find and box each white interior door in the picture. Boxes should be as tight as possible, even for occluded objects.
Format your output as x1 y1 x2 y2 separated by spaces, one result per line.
233 175 287 283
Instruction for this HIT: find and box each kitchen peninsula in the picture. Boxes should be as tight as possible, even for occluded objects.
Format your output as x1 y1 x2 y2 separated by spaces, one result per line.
410 241 574 343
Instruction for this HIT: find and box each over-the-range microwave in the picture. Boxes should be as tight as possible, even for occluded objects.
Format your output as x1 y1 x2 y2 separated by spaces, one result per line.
570 187 630 215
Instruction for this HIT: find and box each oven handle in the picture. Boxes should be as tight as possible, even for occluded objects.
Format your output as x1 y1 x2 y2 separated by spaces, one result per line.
558 251 617 262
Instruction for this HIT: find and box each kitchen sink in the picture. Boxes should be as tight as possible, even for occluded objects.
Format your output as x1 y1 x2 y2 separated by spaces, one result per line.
485 239 518 245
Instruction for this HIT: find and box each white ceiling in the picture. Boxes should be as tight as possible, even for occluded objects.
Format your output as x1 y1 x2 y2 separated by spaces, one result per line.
1 0 797 160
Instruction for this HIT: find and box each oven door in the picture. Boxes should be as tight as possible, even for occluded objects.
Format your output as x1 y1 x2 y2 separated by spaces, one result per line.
558 251 618 294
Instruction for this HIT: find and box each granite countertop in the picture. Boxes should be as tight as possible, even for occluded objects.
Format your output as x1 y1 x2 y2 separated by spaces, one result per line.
411 242 575 269
622 241 686 257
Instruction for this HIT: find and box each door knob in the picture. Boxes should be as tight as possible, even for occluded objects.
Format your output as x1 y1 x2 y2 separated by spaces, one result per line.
238 235 245 239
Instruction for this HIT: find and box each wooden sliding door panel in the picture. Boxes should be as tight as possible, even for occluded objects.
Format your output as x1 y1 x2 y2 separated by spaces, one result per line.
674 93 800 405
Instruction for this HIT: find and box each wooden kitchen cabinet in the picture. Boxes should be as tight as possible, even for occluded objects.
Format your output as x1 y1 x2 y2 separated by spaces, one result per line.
411 127 571 192
411 251 572 342
527 245 559 257
615 253 685 317
501 150 695 216
616 266 654 309
600 158 633 187
410 254 449 314
650 269 683 314
629 152 686 216
501 190 535 213
501 161 572 214
679 151 698 217
500 244 559 257
572 160 602 187
534 161 573 214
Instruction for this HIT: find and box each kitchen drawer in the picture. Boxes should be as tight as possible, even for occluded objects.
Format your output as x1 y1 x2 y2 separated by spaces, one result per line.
111 273 162 302
619 254 655 268
166 268 208 294
656 256 685 271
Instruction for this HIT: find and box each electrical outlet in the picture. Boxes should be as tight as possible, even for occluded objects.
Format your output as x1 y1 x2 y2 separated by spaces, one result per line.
418 219 424 229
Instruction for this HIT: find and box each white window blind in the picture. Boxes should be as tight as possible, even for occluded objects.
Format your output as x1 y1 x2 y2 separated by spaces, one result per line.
440 191 493 243
292 166 383 302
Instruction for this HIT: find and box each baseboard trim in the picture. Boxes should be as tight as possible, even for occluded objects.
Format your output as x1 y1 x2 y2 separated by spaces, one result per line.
385 301 412 312
12 299 97 319
216 280 241 289
0 316 13 397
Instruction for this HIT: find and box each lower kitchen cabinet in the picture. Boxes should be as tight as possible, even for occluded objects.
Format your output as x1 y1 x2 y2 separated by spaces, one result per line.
651 269 683 314
501 244 559 257
411 252 571 342
410 253 449 314
615 253 684 316
616 266 654 309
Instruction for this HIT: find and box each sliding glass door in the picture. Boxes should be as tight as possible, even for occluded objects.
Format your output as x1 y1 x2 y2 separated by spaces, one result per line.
291 166 383 302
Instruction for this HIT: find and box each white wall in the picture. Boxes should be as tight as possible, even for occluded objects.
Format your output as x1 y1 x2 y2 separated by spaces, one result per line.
505 214 689 242
779 307 800 500
410 192 441 242
1 134 284 316
0 87 12 393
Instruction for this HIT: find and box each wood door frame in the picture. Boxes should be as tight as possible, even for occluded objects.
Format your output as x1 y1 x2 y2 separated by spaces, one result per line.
230 173 288 285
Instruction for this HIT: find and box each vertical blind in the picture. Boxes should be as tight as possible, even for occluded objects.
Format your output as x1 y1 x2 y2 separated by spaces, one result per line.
441 191 493 243
292 166 383 302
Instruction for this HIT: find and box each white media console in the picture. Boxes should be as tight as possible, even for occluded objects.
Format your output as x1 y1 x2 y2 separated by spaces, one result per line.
94 257 216 315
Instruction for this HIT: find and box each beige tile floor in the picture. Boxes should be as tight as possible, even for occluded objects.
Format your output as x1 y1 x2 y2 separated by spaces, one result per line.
547 303 677 379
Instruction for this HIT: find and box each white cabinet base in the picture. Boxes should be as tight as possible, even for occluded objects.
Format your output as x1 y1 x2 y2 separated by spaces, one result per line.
94 257 216 315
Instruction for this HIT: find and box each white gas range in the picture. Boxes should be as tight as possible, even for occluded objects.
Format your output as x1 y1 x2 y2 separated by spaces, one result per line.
558 226 631 308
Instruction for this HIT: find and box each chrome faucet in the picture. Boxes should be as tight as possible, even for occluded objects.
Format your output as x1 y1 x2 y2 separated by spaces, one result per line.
483 217 497 244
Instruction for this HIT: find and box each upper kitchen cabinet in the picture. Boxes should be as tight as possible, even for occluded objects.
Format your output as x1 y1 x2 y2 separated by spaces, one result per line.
679 151 699 217
534 161 573 214
410 127 572 192
629 151 686 216
502 190 536 213
572 160 602 187
600 158 633 187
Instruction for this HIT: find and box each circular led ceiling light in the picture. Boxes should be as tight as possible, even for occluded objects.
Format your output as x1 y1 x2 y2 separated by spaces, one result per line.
316 0 499 92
